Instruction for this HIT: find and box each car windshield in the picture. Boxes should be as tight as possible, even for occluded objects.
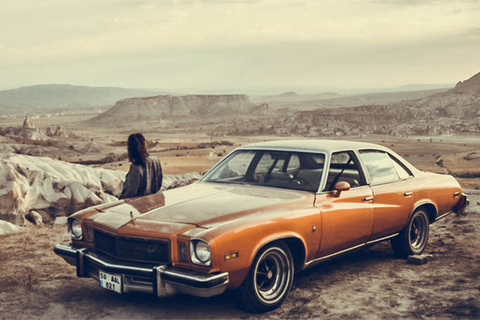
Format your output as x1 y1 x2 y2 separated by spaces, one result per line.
202 150 326 192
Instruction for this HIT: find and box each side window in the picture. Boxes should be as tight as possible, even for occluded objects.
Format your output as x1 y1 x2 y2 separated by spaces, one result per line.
324 151 364 191
360 151 400 185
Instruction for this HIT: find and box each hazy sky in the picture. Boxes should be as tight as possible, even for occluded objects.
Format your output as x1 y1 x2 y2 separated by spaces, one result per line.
1 0 480 93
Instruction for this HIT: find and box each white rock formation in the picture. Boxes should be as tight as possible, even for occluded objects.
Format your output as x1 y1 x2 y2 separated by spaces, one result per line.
0 154 201 225
23 115 35 129
0 154 125 224
0 220 25 235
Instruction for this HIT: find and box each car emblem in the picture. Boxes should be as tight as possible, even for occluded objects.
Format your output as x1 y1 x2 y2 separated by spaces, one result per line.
146 245 157 255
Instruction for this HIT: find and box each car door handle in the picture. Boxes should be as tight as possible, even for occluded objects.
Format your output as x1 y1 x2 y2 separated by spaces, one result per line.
404 191 413 196
363 196 374 202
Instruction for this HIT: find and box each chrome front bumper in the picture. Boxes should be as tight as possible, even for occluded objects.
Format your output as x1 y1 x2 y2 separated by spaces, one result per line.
54 243 229 298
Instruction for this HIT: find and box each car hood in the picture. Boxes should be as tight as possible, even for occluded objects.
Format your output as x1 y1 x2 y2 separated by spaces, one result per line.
88 182 313 235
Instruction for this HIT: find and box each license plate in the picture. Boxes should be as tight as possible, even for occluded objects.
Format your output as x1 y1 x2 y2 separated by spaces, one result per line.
99 271 122 294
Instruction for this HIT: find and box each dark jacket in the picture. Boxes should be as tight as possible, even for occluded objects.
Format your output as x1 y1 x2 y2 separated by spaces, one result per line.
119 156 163 199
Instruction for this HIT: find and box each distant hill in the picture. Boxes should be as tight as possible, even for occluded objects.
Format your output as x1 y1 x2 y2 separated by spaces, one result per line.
253 91 340 106
0 84 167 114
393 71 480 117
87 94 259 126
394 84 453 92
254 88 448 111
288 71 480 136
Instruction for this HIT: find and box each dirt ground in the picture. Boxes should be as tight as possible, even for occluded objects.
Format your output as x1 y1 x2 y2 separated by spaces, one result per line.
1 116 480 319
1 191 479 320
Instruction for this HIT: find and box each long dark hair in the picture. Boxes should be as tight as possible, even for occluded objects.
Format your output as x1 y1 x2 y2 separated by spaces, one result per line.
127 133 149 166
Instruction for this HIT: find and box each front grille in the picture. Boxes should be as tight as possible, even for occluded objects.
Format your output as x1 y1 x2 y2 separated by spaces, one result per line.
94 229 170 264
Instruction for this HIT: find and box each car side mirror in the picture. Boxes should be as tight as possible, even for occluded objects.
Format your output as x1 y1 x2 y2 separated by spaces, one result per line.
332 181 351 197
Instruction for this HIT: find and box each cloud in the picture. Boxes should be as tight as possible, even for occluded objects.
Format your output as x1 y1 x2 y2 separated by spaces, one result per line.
1 0 480 90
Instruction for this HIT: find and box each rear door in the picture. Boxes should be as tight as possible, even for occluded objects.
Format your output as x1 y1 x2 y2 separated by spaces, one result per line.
359 150 415 240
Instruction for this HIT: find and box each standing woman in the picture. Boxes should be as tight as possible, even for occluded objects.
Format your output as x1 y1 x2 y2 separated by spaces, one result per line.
119 133 163 199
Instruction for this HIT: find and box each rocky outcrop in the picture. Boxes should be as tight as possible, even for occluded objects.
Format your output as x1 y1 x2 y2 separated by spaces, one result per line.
0 154 125 225
88 94 258 126
451 72 480 96
54 125 66 137
0 154 201 225
23 115 35 129
0 127 49 141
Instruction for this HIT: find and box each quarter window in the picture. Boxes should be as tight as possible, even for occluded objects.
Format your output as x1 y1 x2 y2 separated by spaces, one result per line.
360 151 400 185
390 156 412 180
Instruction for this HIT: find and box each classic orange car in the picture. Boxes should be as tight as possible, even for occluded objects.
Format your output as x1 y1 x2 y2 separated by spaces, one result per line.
55 140 468 313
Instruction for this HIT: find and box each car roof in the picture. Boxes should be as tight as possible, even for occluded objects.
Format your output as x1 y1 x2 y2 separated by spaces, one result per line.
237 139 389 154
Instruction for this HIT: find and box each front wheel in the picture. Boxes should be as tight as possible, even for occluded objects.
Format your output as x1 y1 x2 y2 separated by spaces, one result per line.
391 209 430 258
237 242 294 313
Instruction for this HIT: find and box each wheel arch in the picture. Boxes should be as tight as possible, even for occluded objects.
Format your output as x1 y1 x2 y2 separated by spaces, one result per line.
411 202 438 223
252 235 307 274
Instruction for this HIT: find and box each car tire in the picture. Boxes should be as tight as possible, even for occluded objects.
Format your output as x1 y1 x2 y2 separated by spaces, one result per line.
391 209 430 258
237 242 294 313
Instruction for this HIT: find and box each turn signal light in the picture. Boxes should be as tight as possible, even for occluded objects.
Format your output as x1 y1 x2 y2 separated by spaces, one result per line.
224 251 239 261
178 241 188 262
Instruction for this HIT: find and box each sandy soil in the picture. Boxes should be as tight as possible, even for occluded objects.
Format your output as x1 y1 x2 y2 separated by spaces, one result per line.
1 192 479 320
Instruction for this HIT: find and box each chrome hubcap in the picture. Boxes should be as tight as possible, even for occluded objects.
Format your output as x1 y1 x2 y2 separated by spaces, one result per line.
254 247 291 304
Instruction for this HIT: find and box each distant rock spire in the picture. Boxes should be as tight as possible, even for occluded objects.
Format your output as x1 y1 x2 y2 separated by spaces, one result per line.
23 115 35 129
54 125 66 137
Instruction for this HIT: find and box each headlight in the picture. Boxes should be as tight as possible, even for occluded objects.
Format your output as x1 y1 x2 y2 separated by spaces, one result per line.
190 240 211 266
69 219 83 240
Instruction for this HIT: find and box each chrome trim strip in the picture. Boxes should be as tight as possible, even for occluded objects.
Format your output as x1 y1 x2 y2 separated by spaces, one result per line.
86 253 153 274
305 234 399 267
366 233 399 245
436 210 453 221
305 243 365 267
160 267 228 285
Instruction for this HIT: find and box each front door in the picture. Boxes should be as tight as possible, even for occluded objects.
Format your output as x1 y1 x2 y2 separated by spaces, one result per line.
315 151 374 257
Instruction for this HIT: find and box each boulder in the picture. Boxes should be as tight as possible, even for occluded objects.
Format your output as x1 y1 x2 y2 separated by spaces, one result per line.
26 210 43 225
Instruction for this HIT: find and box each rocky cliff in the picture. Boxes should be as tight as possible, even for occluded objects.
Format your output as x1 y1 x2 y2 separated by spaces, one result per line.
88 94 258 126
451 72 480 96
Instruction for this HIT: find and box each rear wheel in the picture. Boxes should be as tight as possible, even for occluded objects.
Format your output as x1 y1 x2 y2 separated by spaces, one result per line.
391 209 430 258
237 242 294 313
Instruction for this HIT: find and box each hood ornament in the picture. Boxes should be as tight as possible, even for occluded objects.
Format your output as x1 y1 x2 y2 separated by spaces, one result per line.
130 211 135 225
